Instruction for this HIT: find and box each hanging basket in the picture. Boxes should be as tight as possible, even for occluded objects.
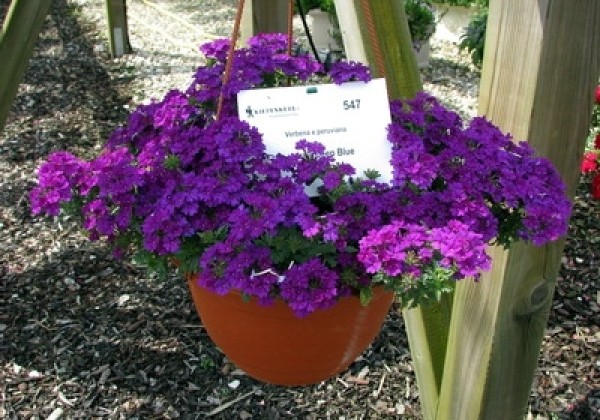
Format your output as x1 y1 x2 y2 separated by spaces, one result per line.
186 275 395 386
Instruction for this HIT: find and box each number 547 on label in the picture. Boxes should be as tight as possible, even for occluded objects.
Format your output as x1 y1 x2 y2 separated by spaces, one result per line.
343 99 361 110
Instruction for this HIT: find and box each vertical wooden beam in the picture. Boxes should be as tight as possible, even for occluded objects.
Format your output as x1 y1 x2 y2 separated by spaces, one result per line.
0 0 52 133
240 0 288 44
339 3 448 419
339 0 422 98
437 1 600 418
402 293 453 420
334 2 367 63
105 0 131 57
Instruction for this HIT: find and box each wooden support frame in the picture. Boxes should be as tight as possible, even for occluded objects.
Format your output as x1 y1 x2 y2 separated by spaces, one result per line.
437 1 600 418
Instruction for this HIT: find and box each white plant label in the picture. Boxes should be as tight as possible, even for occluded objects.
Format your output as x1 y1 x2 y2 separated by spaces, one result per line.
237 78 393 183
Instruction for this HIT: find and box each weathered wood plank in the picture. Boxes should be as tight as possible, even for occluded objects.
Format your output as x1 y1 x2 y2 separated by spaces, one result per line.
339 3 447 419
0 0 52 133
240 0 289 43
341 0 422 98
437 1 600 418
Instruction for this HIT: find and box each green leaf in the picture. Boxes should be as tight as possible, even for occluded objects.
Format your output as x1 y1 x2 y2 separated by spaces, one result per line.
373 262 457 310
174 228 228 274
360 287 373 306
133 250 169 279
363 169 382 180
163 154 181 170
257 227 338 269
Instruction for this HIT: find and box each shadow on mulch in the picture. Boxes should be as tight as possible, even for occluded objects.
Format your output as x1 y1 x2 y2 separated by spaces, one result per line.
1 0 132 161
2 241 411 417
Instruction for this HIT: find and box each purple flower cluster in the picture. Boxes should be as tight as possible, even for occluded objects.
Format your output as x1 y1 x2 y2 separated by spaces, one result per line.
358 220 490 280
30 152 87 216
30 34 571 315
387 93 572 247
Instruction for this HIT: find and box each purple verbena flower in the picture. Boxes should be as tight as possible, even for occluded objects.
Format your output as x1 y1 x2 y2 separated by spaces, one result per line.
30 152 87 216
279 258 339 317
328 60 371 84
199 38 231 62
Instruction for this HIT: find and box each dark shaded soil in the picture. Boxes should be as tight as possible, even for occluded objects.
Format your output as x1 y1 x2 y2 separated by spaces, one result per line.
1 1 598 418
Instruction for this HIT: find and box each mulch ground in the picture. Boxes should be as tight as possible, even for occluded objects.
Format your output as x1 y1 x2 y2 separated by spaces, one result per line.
1 1 598 418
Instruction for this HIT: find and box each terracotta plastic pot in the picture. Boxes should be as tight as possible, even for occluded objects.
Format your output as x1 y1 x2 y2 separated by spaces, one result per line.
187 276 395 386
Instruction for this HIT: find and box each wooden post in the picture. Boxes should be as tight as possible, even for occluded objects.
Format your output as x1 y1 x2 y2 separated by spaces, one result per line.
0 0 52 133
437 1 600 418
339 0 422 99
240 0 288 44
105 0 131 57
338 2 448 419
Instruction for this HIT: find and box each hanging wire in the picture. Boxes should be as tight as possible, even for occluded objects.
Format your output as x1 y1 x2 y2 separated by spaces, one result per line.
359 0 386 79
287 0 294 57
218 0 332 119
216 0 246 120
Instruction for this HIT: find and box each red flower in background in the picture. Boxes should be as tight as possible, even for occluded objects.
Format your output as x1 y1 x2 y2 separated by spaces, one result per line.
581 152 598 174
585 86 600 199
592 174 600 199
